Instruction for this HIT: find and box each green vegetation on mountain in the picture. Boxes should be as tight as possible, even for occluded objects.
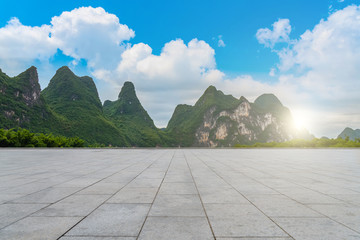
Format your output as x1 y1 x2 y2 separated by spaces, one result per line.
166 86 241 146
338 127 360 141
0 67 66 134
166 86 294 147
103 82 171 146
234 137 360 148
0 128 84 147
41 66 129 146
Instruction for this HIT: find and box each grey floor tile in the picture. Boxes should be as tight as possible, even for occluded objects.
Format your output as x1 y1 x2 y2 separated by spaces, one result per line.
208 216 288 238
60 237 136 240
66 203 150 237
78 182 126 195
158 182 197 194
107 187 158 203
138 216 213 240
149 194 205 217
0 203 48 229
205 203 288 238
0 216 81 240
10 187 81 204
308 203 360 232
32 194 108 217
274 217 360 240
198 187 249 204
246 194 322 217
126 178 162 188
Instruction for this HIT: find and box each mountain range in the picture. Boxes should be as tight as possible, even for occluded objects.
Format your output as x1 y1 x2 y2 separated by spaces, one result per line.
1 66 317 147
338 127 360 141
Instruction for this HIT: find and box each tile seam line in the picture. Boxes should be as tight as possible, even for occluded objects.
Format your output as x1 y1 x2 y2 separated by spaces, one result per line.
191 150 295 240
135 150 175 240
184 150 217 240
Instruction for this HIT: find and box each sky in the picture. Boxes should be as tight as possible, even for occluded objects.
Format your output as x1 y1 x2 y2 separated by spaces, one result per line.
1 0 360 138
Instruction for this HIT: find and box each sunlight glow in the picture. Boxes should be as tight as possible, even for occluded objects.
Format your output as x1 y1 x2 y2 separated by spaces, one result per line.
292 109 312 130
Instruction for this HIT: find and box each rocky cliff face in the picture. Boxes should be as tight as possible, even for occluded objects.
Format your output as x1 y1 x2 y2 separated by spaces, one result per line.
17 66 42 106
0 66 51 129
195 96 294 147
167 86 295 147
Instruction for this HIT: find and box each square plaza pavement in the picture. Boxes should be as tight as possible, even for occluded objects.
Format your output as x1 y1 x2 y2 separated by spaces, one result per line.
0 149 360 240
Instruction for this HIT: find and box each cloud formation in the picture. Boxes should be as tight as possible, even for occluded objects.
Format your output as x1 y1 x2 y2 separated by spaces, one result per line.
257 5 360 136
217 35 226 47
0 6 134 75
51 7 134 69
256 19 292 48
0 18 56 75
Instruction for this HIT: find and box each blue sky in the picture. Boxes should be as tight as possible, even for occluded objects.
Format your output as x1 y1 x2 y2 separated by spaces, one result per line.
0 0 360 137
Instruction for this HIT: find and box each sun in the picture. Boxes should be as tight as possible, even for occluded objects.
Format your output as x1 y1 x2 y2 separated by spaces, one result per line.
292 109 311 130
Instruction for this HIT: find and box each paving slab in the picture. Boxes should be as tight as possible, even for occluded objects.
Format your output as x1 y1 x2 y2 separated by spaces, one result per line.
158 182 197 194
246 194 322 217
10 187 82 204
0 216 81 240
0 203 48 229
205 203 288 238
66 203 150 237
60 237 136 240
32 194 109 217
274 217 360 240
149 194 205 217
107 187 158 204
138 216 213 240
78 182 127 195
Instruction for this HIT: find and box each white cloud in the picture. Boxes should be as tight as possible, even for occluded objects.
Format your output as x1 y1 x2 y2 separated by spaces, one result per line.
50 7 134 69
269 68 276 77
0 6 134 76
0 17 57 76
94 39 218 126
217 35 226 47
258 5 360 137
256 18 291 48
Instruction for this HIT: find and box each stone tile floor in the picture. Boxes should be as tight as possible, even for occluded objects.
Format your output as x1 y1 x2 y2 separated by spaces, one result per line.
0 149 359 240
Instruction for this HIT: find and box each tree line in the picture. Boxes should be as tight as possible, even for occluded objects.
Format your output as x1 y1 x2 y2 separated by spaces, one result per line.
0 128 85 147
234 137 360 148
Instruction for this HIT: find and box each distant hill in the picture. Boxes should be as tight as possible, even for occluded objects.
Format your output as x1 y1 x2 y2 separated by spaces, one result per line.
103 81 171 147
1 66 314 147
166 86 296 147
338 127 360 140
0 66 65 134
42 66 129 146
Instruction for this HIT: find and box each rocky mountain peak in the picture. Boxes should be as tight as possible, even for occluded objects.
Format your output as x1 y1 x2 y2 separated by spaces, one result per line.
239 96 249 102
17 66 41 106
254 93 283 110
118 81 136 100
